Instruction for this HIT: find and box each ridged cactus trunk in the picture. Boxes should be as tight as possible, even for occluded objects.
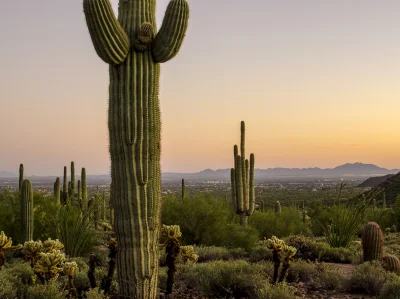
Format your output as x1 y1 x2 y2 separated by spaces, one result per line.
362 222 383 262
71 161 75 196
21 179 34 242
19 164 24 192
230 121 255 227
81 168 87 209
63 166 68 204
54 177 61 206
83 0 189 297
275 201 281 216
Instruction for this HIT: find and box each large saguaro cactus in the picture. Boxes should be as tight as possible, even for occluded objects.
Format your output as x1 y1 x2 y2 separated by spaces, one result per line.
70 161 75 196
230 121 255 227
83 0 189 297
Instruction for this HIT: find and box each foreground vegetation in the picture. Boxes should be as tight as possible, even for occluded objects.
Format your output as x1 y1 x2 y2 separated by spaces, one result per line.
1 185 400 298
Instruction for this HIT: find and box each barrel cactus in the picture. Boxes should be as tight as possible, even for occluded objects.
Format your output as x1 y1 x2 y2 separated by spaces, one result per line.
362 222 383 262
230 121 255 227
21 179 34 242
83 0 189 297
382 255 400 275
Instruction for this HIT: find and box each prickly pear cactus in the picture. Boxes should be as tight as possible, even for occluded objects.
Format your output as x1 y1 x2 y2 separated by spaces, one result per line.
382 255 400 275
362 222 383 262
230 121 255 227
83 0 189 297
21 179 34 242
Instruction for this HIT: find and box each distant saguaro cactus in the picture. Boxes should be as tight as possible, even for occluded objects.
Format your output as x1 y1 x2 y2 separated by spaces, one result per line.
54 177 61 206
274 201 281 216
21 179 34 242
362 222 383 262
81 168 87 209
63 166 68 204
230 121 255 227
71 161 75 196
19 164 24 192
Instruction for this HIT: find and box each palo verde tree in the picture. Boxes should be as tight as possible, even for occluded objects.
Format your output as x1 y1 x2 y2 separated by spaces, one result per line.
83 0 189 297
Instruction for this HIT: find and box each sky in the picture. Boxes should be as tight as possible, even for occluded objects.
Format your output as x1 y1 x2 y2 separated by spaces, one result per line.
1 1 400 176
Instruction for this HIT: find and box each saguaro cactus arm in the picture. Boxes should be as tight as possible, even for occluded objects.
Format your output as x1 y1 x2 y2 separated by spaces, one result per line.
152 0 189 63
83 0 130 65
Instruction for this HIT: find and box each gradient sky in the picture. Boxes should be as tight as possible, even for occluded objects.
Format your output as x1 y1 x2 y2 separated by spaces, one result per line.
1 1 400 175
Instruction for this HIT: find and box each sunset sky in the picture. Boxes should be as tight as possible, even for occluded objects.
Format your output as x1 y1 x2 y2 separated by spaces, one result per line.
1 1 400 176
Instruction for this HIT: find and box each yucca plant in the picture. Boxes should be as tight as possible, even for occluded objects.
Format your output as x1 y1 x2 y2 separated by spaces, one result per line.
54 202 99 257
321 187 382 248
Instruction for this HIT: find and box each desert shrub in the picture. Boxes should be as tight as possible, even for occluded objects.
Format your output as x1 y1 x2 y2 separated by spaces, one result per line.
177 260 273 298
0 272 17 299
348 261 399 295
316 263 347 290
228 247 248 259
249 208 310 239
255 281 296 299
284 235 322 261
85 287 108 299
26 282 68 299
365 207 395 231
248 245 273 262
378 279 400 299
319 246 357 263
223 223 259 251
158 267 168 291
193 246 231 262
286 260 317 283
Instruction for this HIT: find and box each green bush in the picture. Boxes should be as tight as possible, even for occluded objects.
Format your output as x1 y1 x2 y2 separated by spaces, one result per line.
162 194 259 250
249 208 310 239
255 281 296 299
177 260 273 298
286 260 317 283
26 283 68 299
248 245 273 263
0 273 17 299
348 261 399 295
316 263 347 290
193 246 231 263
378 279 400 299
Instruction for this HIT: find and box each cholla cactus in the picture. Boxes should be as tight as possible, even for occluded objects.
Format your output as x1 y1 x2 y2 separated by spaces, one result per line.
22 240 44 267
43 238 64 253
264 236 296 284
278 244 297 282
160 225 182 246
264 236 285 283
160 225 182 295
34 250 66 282
179 246 198 263
0 231 21 269
64 261 79 296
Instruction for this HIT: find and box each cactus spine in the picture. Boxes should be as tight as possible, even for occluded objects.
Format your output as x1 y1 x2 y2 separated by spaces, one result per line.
362 222 383 262
275 201 281 216
71 161 75 196
19 164 24 192
382 255 400 275
83 0 189 297
181 178 186 200
54 177 61 206
81 168 87 209
21 179 34 242
230 121 255 227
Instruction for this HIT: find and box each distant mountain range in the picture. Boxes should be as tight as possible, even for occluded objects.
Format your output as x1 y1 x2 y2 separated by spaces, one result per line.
1 163 399 181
